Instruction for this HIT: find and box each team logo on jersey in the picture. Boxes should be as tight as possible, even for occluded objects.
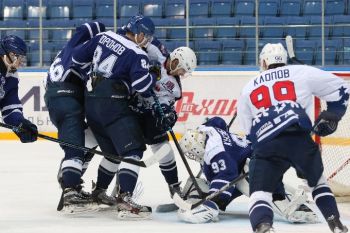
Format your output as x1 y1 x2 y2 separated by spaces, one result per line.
0 77 5 99
163 81 175 92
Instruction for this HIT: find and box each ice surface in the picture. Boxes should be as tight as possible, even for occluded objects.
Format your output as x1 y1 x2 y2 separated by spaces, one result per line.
0 141 349 233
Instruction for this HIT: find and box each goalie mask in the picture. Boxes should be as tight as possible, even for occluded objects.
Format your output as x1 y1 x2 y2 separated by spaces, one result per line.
179 129 206 163
169 47 197 78
259 43 287 72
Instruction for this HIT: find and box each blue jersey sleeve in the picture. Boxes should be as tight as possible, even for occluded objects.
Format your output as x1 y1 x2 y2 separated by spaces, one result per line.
0 77 24 126
71 35 99 78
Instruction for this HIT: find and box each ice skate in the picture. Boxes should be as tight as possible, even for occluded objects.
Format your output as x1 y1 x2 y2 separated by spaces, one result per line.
169 181 184 198
255 223 276 233
91 181 117 210
116 192 152 220
61 187 97 214
327 215 348 233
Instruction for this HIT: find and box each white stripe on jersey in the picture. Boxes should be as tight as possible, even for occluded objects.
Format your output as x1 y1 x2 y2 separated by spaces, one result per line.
2 104 22 112
134 75 154 93
84 23 93 38
94 22 101 33
72 57 88 66
104 31 148 56
2 109 23 120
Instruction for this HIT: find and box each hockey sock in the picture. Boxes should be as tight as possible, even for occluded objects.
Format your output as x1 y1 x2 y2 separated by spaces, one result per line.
159 160 178 185
312 183 340 219
118 154 141 193
61 158 83 188
96 157 119 190
151 142 179 185
249 191 274 231
81 147 96 176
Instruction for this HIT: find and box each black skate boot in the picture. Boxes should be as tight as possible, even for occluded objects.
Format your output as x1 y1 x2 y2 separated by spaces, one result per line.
116 192 152 220
327 215 348 233
91 181 117 208
62 186 96 214
255 223 276 233
169 182 184 198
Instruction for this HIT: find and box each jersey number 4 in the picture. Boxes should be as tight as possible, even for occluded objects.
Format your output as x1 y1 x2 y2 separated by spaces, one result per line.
249 80 296 109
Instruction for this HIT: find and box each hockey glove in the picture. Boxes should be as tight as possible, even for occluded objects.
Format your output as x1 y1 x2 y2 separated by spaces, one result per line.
149 60 162 80
313 111 341 137
177 200 219 224
13 119 38 143
152 104 178 131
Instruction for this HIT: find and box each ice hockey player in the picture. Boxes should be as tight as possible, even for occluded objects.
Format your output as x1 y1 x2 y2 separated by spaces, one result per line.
237 43 349 233
0 35 38 143
92 15 196 211
123 14 197 198
71 15 157 219
44 22 106 213
131 45 197 199
177 117 319 225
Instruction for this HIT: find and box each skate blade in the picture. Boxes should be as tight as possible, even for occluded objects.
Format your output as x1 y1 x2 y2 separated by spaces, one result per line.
61 203 99 215
117 210 152 221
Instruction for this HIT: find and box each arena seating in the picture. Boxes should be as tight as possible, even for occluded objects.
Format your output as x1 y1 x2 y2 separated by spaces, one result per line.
0 0 348 66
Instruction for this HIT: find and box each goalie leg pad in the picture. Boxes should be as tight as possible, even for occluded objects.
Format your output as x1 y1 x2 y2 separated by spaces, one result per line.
177 200 219 224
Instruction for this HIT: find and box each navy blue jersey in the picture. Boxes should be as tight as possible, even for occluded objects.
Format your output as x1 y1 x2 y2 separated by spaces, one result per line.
71 31 154 94
46 22 105 84
199 124 251 205
0 62 25 127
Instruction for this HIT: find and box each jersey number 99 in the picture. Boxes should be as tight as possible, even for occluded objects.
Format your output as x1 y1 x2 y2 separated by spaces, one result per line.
249 80 296 109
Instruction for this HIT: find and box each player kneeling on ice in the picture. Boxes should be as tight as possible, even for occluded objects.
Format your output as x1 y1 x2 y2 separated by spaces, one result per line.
176 117 319 224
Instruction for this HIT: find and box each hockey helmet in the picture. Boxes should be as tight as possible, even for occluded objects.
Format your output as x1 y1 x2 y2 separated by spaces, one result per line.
179 129 206 163
169 47 197 78
0 35 27 56
0 35 27 71
259 43 287 71
125 14 155 47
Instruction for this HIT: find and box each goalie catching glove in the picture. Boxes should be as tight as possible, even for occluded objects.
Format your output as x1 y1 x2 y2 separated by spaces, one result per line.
152 103 177 131
13 119 38 143
313 111 341 137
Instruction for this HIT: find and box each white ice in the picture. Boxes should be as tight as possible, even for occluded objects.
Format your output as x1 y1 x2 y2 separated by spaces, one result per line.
0 141 349 233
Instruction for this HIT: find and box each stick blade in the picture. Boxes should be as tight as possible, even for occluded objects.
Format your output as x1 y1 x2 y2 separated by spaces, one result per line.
285 35 295 58
173 193 193 211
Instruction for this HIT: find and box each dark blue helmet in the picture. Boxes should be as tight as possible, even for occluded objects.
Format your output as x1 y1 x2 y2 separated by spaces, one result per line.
0 35 27 56
203 117 228 131
125 14 155 37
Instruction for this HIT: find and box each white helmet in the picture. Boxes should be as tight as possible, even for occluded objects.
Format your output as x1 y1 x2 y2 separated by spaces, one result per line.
259 43 287 71
169 46 197 76
179 129 206 163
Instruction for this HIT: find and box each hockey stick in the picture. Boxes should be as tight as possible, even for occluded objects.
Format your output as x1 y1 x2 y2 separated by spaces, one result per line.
0 122 169 168
151 93 206 198
227 111 237 129
173 172 249 211
156 111 239 213
327 157 350 180
285 35 305 65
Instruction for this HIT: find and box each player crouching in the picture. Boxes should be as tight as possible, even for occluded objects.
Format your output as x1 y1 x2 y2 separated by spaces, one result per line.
175 117 319 225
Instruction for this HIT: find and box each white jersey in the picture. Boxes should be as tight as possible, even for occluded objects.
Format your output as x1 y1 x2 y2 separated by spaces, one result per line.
141 66 182 109
237 65 349 146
